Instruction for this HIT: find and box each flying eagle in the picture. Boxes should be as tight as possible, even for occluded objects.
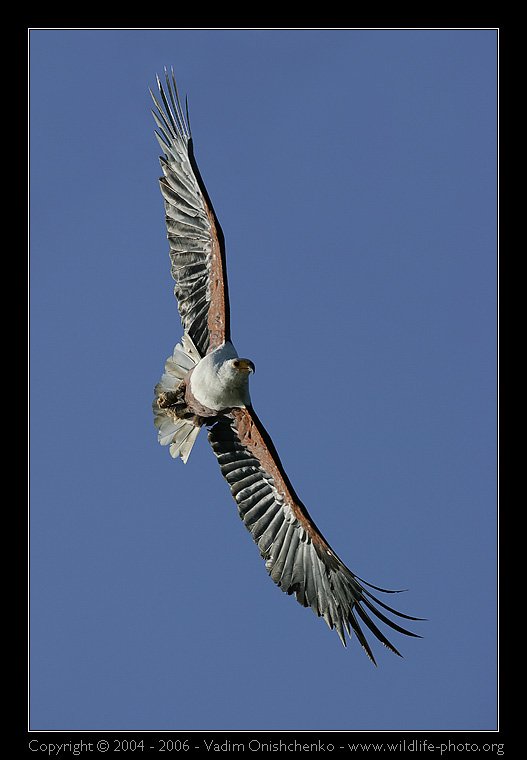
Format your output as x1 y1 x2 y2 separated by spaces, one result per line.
151 70 422 663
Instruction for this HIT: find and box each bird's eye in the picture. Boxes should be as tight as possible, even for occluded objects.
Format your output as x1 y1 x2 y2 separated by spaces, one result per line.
233 360 240 367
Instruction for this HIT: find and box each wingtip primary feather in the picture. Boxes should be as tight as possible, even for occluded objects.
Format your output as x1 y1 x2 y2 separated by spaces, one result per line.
152 69 191 147
354 574 409 594
361 587 427 623
360 595 423 640
185 95 192 138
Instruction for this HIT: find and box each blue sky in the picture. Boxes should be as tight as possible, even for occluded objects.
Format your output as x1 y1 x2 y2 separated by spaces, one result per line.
30 29 497 732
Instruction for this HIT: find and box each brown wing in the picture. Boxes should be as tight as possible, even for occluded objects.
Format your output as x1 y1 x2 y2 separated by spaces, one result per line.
151 70 230 357
208 407 422 663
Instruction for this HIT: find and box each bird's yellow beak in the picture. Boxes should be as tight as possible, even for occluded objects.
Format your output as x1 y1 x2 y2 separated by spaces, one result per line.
236 359 255 374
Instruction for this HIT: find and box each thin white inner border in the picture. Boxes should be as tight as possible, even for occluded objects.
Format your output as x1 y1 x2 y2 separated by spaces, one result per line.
27 25 500 735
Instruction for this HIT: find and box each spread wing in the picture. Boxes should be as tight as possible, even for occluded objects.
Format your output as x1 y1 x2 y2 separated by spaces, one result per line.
208 407 422 663
151 70 230 357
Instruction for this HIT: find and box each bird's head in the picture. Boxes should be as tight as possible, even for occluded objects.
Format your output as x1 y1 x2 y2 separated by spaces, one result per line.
231 358 255 375
218 357 255 407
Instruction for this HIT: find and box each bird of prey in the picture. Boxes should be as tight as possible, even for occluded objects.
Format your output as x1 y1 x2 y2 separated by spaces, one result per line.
151 70 422 663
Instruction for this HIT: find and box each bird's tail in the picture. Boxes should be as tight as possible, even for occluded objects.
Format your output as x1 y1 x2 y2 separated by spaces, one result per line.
153 334 202 463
